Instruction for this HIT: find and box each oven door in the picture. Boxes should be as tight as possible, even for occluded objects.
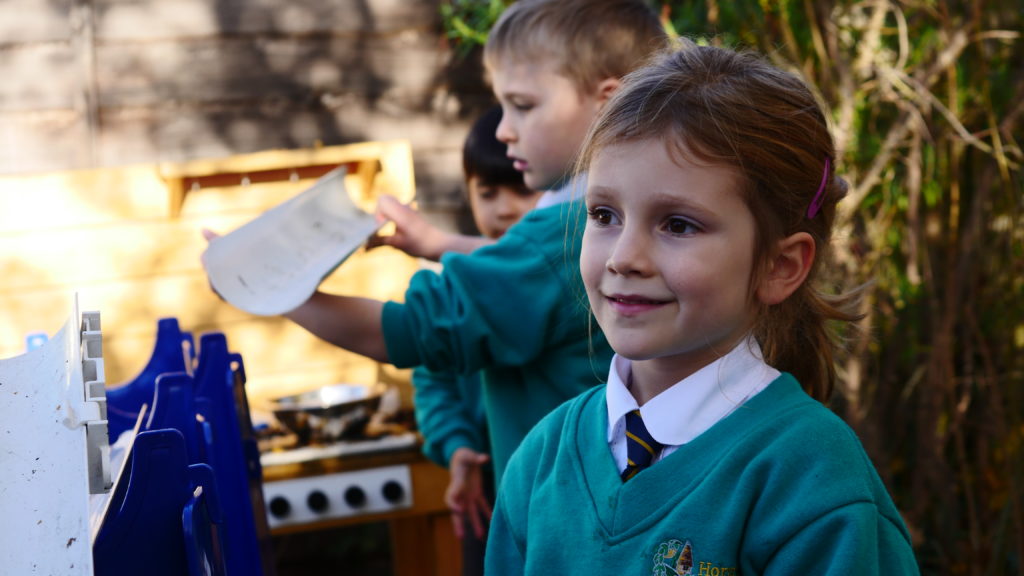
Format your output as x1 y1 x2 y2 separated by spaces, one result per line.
261 447 461 576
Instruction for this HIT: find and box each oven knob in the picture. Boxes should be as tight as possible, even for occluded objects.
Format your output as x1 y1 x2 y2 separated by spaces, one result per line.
307 490 329 513
382 480 405 503
344 486 367 508
268 496 291 518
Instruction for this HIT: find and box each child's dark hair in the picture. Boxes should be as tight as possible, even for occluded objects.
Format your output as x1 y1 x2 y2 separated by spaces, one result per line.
463 106 522 188
576 41 862 401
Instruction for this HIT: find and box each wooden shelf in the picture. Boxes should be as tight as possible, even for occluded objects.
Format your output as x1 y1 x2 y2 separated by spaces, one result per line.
158 140 412 217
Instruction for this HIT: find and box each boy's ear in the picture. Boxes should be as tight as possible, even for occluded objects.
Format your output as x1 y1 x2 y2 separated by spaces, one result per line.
594 77 621 107
756 232 815 305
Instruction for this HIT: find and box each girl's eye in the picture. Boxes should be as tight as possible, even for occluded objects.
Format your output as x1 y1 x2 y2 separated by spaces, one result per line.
587 207 617 226
477 187 497 200
665 217 698 235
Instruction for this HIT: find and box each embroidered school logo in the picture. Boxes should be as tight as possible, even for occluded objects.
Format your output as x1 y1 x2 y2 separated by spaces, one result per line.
652 539 694 576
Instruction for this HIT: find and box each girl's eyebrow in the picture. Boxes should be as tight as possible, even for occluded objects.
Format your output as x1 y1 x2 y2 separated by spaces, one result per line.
652 192 722 222
585 185 618 200
587 186 723 225
584 189 614 207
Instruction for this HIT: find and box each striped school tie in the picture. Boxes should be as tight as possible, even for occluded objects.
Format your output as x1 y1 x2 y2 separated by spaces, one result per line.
621 409 664 481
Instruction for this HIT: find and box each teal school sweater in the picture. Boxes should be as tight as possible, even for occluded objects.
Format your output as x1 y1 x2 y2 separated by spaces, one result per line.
487 374 920 576
381 201 612 483
412 364 488 468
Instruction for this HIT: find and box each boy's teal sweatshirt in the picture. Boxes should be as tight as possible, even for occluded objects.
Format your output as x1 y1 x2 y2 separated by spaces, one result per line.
487 374 921 575
381 200 612 483
412 365 488 468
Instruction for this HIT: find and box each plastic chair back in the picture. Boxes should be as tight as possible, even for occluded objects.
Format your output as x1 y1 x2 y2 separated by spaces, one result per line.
145 371 203 465
194 332 275 576
93 429 192 576
183 464 227 576
107 318 195 441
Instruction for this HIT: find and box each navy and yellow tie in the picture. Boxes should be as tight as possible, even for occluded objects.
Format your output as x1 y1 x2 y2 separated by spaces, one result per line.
621 409 664 481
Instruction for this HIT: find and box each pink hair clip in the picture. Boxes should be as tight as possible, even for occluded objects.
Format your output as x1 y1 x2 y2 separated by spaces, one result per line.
806 157 831 219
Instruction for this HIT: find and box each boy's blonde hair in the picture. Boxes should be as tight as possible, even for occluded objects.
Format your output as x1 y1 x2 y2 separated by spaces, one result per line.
484 0 667 93
577 41 861 401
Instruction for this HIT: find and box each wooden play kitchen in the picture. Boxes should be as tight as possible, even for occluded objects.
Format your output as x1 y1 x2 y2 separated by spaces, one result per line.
0 139 460 574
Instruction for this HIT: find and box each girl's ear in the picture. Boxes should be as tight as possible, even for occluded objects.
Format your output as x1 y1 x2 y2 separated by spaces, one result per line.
756 232 815 305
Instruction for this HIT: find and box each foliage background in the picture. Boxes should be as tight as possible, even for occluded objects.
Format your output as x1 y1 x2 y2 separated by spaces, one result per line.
442 0 1024 573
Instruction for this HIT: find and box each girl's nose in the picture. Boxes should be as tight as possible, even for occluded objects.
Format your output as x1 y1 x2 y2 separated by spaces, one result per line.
606 227 653 276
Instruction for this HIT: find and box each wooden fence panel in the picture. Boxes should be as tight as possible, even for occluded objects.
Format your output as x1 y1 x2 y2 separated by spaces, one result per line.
0 0 488 209
93 0 437 38
0 0 74 44
94 34 441 107
0 44 79 110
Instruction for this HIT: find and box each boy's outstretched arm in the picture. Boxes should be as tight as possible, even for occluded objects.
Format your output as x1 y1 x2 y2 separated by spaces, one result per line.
370 195 494 260
283 291 390 362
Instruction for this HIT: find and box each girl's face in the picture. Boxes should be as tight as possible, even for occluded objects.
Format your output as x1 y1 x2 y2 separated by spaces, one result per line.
467 176 541 239
581 138 760 386
491 58 605 191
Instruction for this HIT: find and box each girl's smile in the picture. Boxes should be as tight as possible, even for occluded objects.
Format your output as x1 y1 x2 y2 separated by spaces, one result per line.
603 293 671 316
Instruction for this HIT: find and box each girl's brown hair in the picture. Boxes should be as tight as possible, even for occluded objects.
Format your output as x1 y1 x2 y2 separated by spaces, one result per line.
576 41 862 401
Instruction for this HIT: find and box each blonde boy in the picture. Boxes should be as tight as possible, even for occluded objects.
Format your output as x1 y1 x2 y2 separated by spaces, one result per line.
485 0 667 193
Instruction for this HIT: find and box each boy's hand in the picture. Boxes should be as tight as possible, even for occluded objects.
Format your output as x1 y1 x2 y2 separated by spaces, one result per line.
200 228 221 242
199 228 226 301
368 195 451 261
445 447 493 540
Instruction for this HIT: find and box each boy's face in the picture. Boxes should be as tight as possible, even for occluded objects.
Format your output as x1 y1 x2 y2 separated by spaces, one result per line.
467 176 541 239
491 59 607 191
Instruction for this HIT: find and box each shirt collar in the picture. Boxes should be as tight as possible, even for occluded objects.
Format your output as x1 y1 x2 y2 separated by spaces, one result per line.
605 336 780 446
535 174 586 209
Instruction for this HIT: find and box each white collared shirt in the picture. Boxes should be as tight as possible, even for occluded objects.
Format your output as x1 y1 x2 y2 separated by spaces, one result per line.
534 174 586 210
606 337 780 472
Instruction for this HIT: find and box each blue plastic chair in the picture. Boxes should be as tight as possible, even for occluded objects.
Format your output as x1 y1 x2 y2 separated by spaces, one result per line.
107 318 195 441
193 332 275 576
145 371 203 464
93 429 226 576
184 463 228 576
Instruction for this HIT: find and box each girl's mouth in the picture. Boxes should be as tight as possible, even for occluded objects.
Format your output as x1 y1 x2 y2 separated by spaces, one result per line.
609 295 662 305
605 294 669 315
